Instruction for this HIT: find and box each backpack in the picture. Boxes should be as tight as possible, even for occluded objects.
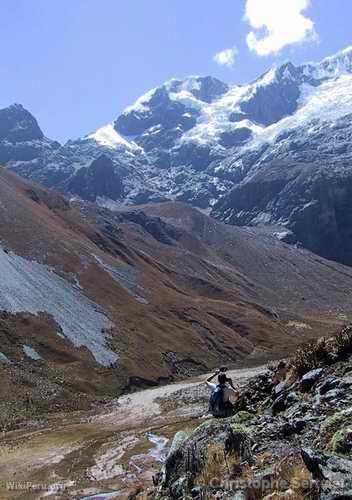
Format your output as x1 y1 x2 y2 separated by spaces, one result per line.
209 384 226 417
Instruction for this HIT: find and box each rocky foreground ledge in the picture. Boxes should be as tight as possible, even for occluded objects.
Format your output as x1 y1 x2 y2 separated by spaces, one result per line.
153 326 352 500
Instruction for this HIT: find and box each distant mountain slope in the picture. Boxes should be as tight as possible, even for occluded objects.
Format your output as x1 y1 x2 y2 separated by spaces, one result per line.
1 168 352 414
0 103 59 166
1 47 352 264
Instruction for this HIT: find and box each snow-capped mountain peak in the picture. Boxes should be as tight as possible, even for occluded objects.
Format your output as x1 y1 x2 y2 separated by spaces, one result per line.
2 46 352 254
123 87 159 115
303 46 352 80
122 75 229 118
86 122 141 152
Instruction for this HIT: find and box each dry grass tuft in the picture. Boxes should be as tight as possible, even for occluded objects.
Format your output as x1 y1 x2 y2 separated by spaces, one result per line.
197 443 248 487
290 337 333 377
289 325 352 377
334 325 352 358
269 455 319 500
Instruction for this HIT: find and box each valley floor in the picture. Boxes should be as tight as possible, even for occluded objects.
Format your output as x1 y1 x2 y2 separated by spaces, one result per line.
0 366 264 499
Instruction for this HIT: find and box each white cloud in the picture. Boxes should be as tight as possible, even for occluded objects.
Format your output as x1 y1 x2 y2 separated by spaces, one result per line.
213 46 238 68
245 0 317 56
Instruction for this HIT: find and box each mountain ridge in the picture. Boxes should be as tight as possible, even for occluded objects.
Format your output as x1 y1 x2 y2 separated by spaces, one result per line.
1 46 352 264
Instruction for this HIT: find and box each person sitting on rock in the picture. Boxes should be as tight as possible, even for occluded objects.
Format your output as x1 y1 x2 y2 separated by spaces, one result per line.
219 366 237 390
206 369 238 418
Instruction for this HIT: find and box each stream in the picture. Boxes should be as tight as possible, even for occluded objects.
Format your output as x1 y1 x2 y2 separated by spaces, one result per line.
0 365 265 499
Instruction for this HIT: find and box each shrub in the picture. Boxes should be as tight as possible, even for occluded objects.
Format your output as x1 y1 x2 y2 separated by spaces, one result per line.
197 443 243 486
290 337 334 377
334 325 352 358
289 324 352 378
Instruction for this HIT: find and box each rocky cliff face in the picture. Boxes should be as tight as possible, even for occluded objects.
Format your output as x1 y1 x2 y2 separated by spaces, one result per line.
1 48 352 264
212 114 352 265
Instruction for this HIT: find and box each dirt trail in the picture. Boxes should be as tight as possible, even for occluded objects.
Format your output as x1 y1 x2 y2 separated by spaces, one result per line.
0 366 265 499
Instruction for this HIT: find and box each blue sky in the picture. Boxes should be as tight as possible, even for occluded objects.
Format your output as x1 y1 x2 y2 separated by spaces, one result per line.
0 0 351 143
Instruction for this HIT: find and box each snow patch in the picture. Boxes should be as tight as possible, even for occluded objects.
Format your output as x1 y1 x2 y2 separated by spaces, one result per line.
182 85 261 145
123 87 158 114
23 345 42 361
165 76 202 93
169 90 204 111
250 212 273 224
273 231 291 241
87 123 140 152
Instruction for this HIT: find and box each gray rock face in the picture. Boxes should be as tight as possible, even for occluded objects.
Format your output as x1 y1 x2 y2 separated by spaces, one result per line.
63 155 124 202
237 62 323 127
115 86 198 137
212 115 352 265
240 64 302 126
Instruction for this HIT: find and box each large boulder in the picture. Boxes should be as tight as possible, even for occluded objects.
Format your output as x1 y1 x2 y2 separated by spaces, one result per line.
302 448 352 498
156 418 253 499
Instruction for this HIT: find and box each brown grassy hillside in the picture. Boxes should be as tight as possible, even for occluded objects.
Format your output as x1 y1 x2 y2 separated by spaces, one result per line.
0 167 351 418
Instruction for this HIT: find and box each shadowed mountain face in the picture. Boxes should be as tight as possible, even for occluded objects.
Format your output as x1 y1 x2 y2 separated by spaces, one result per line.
1 48 352 265
212 117 352 266
64 154 125 202
0 103 43 142
0 168 352 411
0 104 59 165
